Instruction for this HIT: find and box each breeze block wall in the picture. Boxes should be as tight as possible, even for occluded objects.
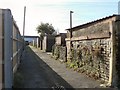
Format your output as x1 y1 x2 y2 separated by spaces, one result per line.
66 15 120 87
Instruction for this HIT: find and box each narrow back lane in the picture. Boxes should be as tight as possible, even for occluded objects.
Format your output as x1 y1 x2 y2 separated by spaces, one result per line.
32 47 101 88
14 46 73 89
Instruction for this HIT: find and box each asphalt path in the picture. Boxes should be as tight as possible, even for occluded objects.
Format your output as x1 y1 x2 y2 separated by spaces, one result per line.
14 46 101 89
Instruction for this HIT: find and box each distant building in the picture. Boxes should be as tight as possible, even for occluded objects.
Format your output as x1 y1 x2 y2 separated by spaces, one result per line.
42 35 55 52
55 33 67 46
23 36 40 48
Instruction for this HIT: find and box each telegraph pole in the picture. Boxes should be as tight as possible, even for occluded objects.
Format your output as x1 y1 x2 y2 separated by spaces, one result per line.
70 10 74 51
70 11 73 38
118 1 120 15
23 6 26 50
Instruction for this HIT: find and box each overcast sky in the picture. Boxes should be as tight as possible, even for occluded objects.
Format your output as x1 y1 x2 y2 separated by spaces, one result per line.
0 0 120 36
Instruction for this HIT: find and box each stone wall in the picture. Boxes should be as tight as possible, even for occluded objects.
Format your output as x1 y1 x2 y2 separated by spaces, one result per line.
66 15 120 87
59 46 67 62
70 39 111 82
116 18 120 88
52 45 67 62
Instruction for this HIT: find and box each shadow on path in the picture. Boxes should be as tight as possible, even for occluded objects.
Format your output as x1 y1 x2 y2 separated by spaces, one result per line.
14 46 74 89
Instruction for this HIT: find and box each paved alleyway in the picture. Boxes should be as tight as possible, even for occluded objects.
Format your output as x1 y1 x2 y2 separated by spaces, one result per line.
14 46 101 89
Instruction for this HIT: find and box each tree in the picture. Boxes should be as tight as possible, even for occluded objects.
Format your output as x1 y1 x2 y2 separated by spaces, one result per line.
36 22 55 39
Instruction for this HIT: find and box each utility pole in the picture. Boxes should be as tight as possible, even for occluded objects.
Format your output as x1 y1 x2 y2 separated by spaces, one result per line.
70 11 73 38
23 6 26 50
70 11 73 29
118 1 120 15
70 11 73 50
69 10 74 61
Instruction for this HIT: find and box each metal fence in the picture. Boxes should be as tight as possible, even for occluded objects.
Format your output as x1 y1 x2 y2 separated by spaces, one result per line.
0 9 23 89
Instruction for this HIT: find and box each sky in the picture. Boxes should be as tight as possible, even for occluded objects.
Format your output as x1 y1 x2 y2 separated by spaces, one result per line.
0 0 120 36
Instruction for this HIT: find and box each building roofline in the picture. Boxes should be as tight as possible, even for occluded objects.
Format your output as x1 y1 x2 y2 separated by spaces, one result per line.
66 14 119 31
23 36 40 38
55 33 67 37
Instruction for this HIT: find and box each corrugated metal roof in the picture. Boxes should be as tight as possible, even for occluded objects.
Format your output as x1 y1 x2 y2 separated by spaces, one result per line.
66 14 119 31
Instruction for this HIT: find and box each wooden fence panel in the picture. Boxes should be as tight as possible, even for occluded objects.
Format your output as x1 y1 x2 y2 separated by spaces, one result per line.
0 9 23 89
